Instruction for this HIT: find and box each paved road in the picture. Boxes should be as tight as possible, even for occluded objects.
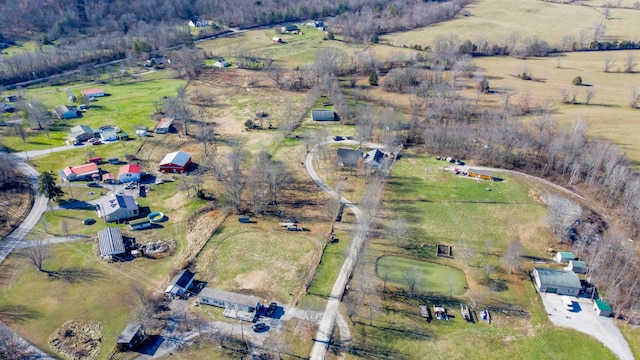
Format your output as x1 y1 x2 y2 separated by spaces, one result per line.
305 146 367 360
540 293 634 360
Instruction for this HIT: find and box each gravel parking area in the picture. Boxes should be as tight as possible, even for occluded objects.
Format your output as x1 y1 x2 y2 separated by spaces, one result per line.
540 293 633 360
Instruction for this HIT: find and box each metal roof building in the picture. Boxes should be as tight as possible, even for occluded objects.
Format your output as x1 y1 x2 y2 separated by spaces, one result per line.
97 227 125 257
533 267 582 296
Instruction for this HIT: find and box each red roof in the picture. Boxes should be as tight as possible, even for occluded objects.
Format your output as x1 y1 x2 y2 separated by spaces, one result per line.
119 164 141 176
82 88 104 96
65 163 99 176
102 173 115 180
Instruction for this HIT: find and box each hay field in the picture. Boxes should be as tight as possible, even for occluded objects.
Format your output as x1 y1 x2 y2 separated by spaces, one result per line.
382 0 640 48
465 50 640 161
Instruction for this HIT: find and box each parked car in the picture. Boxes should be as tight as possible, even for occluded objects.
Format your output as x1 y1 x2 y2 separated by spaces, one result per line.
333 135 345 141
83 218 96 225
239 216 251 223
266 302 277 317
91 139 102 145
562 296 573 311
252 322 268 332
79 104 89 111
455 160 465 165
287 225 302 231
87 182 101 188
73 141 83 146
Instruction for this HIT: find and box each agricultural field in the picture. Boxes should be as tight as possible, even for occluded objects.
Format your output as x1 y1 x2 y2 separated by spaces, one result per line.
382 0 640 49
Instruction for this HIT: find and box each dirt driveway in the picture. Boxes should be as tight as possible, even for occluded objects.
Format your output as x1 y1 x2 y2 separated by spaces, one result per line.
540 293 633 360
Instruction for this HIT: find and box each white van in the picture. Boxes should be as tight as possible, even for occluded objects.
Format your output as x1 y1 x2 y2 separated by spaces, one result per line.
562 296 573 311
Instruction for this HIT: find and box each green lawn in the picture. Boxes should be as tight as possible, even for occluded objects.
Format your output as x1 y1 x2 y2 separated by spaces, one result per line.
376 256 467 296
307 229 351 297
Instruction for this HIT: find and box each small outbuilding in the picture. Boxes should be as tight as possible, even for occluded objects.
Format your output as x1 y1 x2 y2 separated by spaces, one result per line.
165 269 196 298
159 151 192 173
213 59 231 68
593 299 612 317
311 109 336 121
532 267 582 296
116 324 145 350
199 287 261 313
281 25 299 33
555 251 575 264
155 117 174 134
129 217 152 230
97 227 125 258
564 260 587 274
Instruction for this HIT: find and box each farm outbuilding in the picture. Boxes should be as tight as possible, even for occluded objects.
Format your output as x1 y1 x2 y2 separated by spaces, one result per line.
165 270 196 298
116 324 145 350
97 227 125 258
214 59 231 68
159 151 192 173
281 25 299 33
564 260 587 274
467 169 494 181
199 287 261 313
155 117 174 134
129 217 151 230
311 109 336 121
555 251 575 264
593 299 612 317
532 267 582 296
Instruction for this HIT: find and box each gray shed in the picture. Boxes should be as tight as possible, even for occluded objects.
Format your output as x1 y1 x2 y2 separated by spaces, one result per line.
311 110 336 121
97 227 125 257
532 267 582 296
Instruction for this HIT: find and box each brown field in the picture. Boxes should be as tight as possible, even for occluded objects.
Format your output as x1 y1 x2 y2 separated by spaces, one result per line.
382 0 640 49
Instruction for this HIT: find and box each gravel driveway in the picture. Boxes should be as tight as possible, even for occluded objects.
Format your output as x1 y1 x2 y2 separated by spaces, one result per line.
540 293 633 360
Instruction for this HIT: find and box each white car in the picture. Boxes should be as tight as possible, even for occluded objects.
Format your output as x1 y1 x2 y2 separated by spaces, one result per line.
561 296 573 311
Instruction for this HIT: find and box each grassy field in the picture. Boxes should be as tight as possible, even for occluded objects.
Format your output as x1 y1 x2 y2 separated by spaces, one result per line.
381 0 640 48
306 228 352 297
376 256 467 296
0 77 185 152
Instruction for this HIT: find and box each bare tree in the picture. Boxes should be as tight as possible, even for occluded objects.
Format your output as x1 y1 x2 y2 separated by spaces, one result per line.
387 217 410 247
457 238 475 267
630 86 640 108
366 294 381 326
584 87 596 105
624 54 637 73
502 238 524 274
61 219 69 236
195 124 216 156
27 240 50 272
603 55 614 72
403 267 420 297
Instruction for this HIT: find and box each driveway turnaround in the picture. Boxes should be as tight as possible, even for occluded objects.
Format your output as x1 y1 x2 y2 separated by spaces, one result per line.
540 293 633 360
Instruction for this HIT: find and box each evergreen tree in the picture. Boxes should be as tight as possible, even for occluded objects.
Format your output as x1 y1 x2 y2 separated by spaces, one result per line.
368 70 378 86
37 171 65 212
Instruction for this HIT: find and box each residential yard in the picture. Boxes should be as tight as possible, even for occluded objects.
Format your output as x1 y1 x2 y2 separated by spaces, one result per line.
376 256 468 296
0 77 186 152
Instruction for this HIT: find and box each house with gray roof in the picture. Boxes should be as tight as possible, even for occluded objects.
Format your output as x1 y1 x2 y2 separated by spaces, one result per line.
199 287 261 313
532 267 582 296
337 148 362 168
364 148 386 169
116 324 145 349
165 269 195 298
311 109 336 121
68 125 94 142
55 105 80 119
96 194 139 222
97 227 125 258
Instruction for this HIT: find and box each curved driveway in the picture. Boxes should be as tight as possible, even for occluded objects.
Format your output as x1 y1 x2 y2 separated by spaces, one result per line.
305 145 369 360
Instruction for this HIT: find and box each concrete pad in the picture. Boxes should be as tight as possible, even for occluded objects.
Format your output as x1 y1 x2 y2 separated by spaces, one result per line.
540 292 633 360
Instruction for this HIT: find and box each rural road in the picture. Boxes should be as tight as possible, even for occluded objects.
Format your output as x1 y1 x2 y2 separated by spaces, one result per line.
305 145 367 360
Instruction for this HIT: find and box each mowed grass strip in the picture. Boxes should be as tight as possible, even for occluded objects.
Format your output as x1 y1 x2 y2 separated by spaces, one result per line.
307 229 351 297
376 255 467 296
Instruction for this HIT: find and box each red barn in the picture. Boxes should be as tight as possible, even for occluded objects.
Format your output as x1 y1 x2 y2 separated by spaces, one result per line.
159 151 192 173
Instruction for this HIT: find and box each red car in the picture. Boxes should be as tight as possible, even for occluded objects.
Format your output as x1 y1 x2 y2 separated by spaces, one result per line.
91 140 102 145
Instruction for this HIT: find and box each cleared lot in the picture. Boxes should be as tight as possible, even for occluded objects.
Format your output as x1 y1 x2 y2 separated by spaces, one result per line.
540 293 633 360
